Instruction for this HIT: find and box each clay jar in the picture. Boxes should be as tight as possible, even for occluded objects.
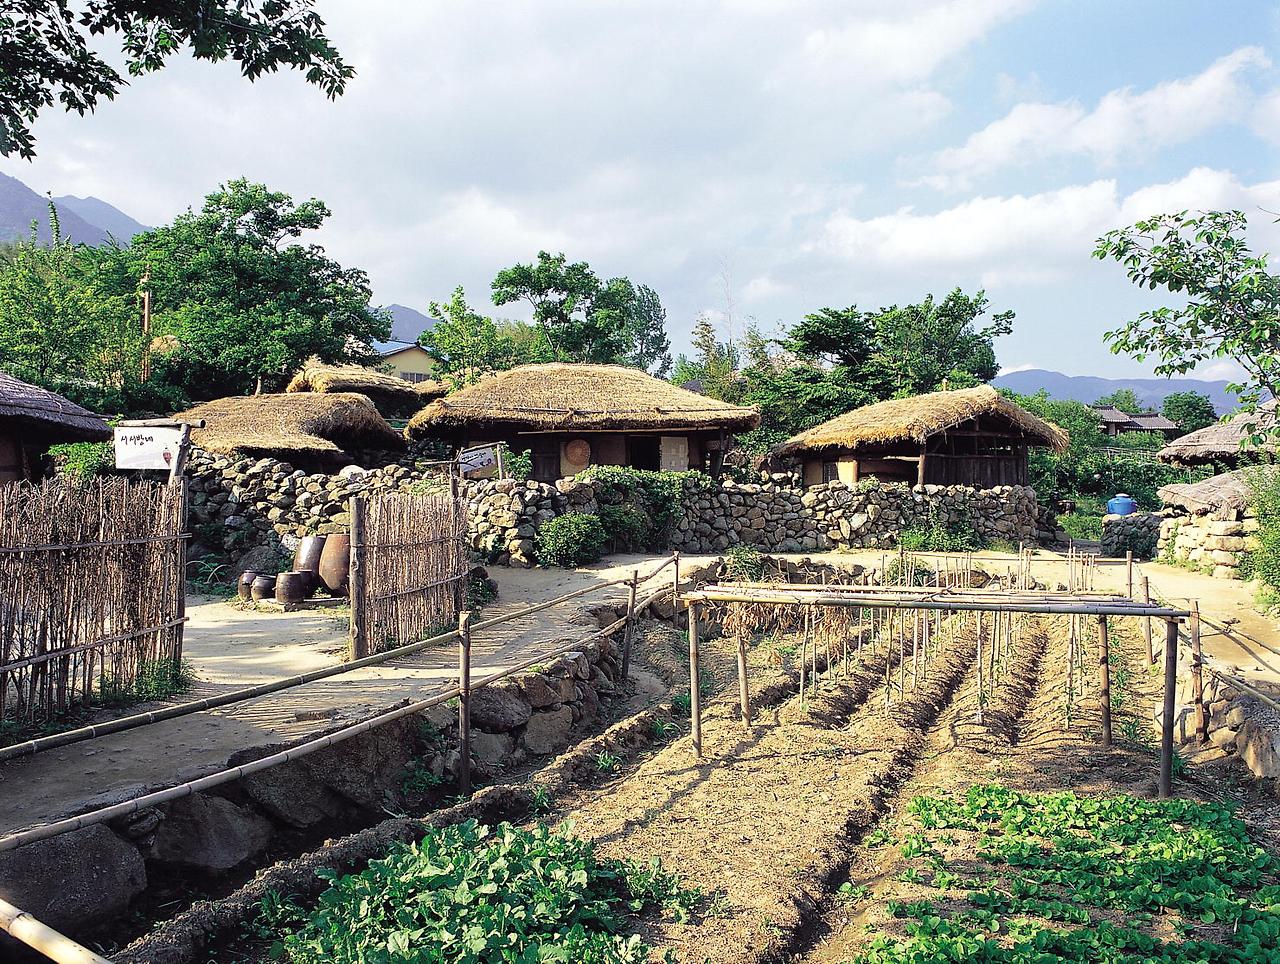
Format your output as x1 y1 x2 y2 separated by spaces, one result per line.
292 535 327 594
275 571 310 606
250 574 277 602
238 571 259 601
317 534 351 596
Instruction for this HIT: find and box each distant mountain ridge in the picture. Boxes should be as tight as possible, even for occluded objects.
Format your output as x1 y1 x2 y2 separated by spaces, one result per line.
0 172 149 245
384 303 434 343
993 368 1239 414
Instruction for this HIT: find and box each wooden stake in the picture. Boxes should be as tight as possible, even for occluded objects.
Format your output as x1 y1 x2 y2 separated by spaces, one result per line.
737 634 751 727
458 611 472 795
1160 618 1179 799
1126 551 1134 599
1191 600 1206 744
689 600 703 758
621 569 638 682
1141 576 1154 664
348 495 369 661
1098 615 1112 748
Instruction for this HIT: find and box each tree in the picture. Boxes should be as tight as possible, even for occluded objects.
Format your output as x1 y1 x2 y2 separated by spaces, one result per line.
422 287 549 385
2 0 351 158
1093 389 1143 413
1095 210 1280 437
491 251 671 373
1162 391 1218 434
94 178 388 399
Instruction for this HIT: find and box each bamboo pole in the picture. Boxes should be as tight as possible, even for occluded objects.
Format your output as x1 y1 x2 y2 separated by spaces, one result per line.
348 496 369 661
0 896 113 964
737 634 751 727
458 611 472 796
1141 576 1154 664
1126 551 1134 599
1191 600 1205 744
689 600 702 758
1098 616 1112 748
621 569 638 682
1160 618 1179 799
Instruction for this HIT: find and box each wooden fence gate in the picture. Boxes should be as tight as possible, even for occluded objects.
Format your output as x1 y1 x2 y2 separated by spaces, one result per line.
0 477 187 727
348 485 469 659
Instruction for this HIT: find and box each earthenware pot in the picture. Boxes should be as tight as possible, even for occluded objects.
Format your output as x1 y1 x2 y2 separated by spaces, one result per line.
275 571 310 606
317 534 351 596
238 571 259 601
250 574 276 602
293 535 327 585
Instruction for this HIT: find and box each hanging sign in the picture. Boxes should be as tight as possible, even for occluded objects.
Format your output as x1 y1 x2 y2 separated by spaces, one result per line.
114 426 185 470
458 444 501 478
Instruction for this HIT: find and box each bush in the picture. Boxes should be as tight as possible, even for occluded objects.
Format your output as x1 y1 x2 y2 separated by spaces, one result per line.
725 544 764 581
536 513 607 568
1248 468 1280 593
1058 511 1102 542
576 465 708 550
47 441 113 481
897 511 982 552
505 448 533 481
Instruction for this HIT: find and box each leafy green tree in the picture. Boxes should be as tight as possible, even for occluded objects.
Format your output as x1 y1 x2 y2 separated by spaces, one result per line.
491 251 671 374
1095 210 1280 437
1093 389 1143 413
94 179 388 399
1161 391 1218 434
2 1 351 158
422 287 549 385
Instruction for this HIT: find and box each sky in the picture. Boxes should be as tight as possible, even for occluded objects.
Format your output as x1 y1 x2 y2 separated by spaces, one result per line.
3 1 1279 380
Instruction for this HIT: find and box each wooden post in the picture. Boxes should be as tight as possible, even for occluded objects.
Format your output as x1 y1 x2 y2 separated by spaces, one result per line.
975 609 984 724
458 611 473 795
1191 600 1206 744
917 448 927 487
1141 576 1154 664
348 496 369 661
173 476 188 660
1159 618 1179 799
167 422 192 485
1098 615 1112 748
737 634 751 727
688 600 702 758
620 569 638 682
1125 551 1134 599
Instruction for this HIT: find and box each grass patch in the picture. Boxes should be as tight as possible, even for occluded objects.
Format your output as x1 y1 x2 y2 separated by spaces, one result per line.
853 785 1280 963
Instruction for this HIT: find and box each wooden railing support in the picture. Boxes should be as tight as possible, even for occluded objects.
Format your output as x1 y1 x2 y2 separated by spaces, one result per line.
1191 600 1206 744
458 611 472 796
1160 617 1179 798
621 569 638 682
348 495 369 661
1098 615 1112 748
688 599 702 758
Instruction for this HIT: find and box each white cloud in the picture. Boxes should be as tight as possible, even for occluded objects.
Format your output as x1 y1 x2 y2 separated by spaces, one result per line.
930 47 1271 188
1197 360 1248 381
742 274 790 303
1252 89 1280 143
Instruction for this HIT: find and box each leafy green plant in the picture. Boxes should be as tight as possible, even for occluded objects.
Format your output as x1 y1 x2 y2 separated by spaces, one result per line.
1247 468 1280 594
898 513 981 552
466 572 497 610
47 441 113 481
576 466 709 550
504 448 533 481
1058 511 1103 542
267 821 700 963
99 657 195 706
652 717 678 740
401 762 445 797
725 544 764 582
535 512 608 568
594 750 622 772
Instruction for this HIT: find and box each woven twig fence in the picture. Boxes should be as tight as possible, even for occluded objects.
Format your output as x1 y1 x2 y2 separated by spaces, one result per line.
350 487 468 658
0 478 186 726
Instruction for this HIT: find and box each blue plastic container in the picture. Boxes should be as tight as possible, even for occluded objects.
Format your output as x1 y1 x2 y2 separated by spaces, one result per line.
1106 494 1137 516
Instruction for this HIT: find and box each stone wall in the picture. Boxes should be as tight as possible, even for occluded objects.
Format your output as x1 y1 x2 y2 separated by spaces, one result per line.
1165 672 1280 792
1100 511 1162 559
1157 512 1258 579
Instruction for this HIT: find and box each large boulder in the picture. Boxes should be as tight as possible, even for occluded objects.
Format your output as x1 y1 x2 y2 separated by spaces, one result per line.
469 685 533 733
523 706 573 755
148 794 274 871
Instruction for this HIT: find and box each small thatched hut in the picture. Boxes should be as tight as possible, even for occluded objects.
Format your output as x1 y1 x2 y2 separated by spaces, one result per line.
286 356 447 418
1158 470 1261 519
774 386 1069 488
1158 402 1277 467
407 363 759 481
0 372 111 482
175 393 403 467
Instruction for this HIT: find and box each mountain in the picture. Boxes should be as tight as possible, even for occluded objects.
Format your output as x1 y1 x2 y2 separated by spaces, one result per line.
0 172 110 245
993 368 1240 414
384 303 435 343
51 194 149 242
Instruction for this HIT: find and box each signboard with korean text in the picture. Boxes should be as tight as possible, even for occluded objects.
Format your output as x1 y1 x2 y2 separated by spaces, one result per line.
458 444 501 478
114 426 185 471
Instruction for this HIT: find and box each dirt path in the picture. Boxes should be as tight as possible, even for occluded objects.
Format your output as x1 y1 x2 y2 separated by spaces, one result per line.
0 554 679 833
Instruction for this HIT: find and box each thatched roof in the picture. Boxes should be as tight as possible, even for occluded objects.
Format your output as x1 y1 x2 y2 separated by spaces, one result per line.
175 393 403 461
1159 402 1277 465
0 372 110 442
285 356 446 416
1159 468 1276 516
774 385 1069 457
406 363 760 437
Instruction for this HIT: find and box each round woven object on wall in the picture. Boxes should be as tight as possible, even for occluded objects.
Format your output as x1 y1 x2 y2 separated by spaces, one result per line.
564 438 591 468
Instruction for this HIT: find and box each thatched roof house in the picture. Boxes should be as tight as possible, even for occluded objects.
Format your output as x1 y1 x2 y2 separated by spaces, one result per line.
0 372 111 482
175 393 403 466
1158 469 1266 517
407 363 759 480
774 386 1068 489
286 357 446 418
1158 402 1277 467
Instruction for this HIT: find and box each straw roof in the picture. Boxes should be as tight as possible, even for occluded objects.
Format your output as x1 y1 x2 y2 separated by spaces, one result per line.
175 392 403 460
1159 468 1276 516
1159 402 1278 465
0 372 110 442
774 385 1069 457
285 356 445 416
406 363 760 437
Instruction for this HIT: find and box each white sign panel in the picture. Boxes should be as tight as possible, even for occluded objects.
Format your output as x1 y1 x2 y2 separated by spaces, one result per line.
114 426 185 470
458 444 500 478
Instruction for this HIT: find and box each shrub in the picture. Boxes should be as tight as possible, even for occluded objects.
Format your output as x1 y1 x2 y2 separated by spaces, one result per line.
536 513 607 568
504 448 533 481
267 821 700 963
1247 468 1280 593
897 511 982 552
99 657 195 706
1058 511 1102 542
47 441 113 481
576 466 709 550
598 503 653 551
724 544 764 581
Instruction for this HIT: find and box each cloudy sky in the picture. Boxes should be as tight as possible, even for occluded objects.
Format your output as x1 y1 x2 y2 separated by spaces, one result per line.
4 1 1279 378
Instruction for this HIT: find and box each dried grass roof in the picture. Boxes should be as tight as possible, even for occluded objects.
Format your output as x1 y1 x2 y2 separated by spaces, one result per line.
406 363 760 437
285 356 445 415
774 385 1069 456
175 392 403 460
1158 402 1278 465
1159 468 1276 515
0 372 110 442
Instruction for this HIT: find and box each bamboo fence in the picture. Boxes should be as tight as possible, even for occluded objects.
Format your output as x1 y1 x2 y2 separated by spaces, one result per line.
349 487 469 658
0 478 185 727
